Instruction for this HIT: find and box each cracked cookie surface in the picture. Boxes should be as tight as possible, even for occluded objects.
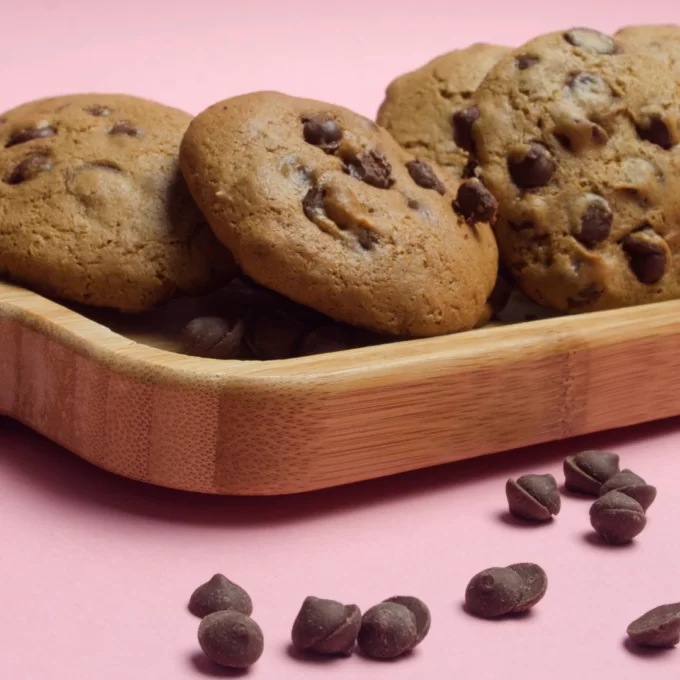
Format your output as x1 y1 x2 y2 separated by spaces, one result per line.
180 91 498 337
471 29 680 313
376 44 510 178
0 94 235 311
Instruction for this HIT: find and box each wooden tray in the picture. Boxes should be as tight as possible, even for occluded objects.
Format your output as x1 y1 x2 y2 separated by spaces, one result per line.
1 279 679 495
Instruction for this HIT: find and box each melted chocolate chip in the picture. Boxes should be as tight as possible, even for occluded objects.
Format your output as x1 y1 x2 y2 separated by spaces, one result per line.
637 114 675 149
7 153 53 184
85 106 112 117
301 114 342 153
356 228 379 250
575 195 612 246
508 143 555 189
517 54 539 70
405 160 445 194
623 230 667 284
453 179 498 224
462 157 480 179
302 186 326 222
6 126 57 148
564 27 617 54
343 149 394 189
109 121 142 136
452 106 480 152
567 284 604 308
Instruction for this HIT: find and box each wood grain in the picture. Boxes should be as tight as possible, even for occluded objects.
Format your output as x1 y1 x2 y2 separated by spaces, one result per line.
1 279 679 495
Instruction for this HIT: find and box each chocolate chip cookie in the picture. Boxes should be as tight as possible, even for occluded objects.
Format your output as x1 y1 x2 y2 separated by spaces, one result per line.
0 94 236 311
180 91 498 337
616 24 680 79
471 28 680 313
376 44 510 177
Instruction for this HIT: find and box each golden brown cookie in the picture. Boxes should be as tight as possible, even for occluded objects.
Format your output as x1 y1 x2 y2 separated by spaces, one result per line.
376 44 510 177
470 28 680 313
0 94 236 311
616 24 680 79
180 91 498 337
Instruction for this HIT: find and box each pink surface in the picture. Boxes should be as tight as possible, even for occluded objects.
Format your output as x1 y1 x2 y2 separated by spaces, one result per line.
3 1 680 678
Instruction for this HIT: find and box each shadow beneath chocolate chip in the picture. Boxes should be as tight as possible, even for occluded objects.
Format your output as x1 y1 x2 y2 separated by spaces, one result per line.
355 648 418 664
1 414 679 528
459 601 533 622
559 484 595 500
497 510 554 529
582 531 639 550
188 651 250 677
285 643 347 664
622 637 676 658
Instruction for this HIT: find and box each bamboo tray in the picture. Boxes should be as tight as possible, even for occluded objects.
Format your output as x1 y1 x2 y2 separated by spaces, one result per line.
1 278 679 495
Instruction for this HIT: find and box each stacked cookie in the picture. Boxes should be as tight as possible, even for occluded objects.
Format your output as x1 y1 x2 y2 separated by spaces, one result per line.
1 23 679 361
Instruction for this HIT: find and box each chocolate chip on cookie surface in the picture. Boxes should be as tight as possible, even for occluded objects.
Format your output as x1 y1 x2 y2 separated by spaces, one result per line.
0 94 236 311
615 24 680 79
471 29 680 313
376 44 510 177
180 91 498 337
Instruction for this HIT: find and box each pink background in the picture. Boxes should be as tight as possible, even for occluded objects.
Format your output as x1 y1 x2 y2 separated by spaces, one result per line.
2 1 680 678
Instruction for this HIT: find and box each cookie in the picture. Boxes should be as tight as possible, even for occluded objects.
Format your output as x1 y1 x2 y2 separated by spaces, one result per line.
376 44 510 177
471 28 680 313
616 24 680 79
0 94 236 311
180 91 498 337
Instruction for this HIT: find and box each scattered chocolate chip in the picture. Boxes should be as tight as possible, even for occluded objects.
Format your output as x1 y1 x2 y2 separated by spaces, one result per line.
197 611 264 668
622 230 667 284
599 470 657 511
465 567 524 618
109 120 141 136
567 283 605 308
590 490 647 544
189 574 253 618
508 143 555 189
383 596 431 645
343 149 394 189
245 308 307 360
181 316 245 359
452 106 480 152
564 450 620 495
85 105 111 117
405 160 445 194
517 54 539 70
627 604 680 648
564 27 617 54
506 473 561 521
357 602 418 659
637 114 675 149
6 153 53 184
301 114 342 153
507 563 548 612
6 125 57 148
453 179 498 224
575 195 612 246
291 596 361 656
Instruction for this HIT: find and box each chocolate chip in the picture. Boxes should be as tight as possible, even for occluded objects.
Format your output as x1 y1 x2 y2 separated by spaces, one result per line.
517 54 539 70
506 473 561 521
383 596 431 645
301 114 342 153
567 283 604 308
6 153 53 184
575 195 612 246
109 120 142 136
302 186 326 223
453 179 498 224
507 563 548 612
407 197 422 210
508 143 555 189
462 157 480 179
343 149 394 189
245 308 306 360
357 228 379 250
181 316 245 359
189 574 253 618
627 604 680 648
452 106 480 152
590 490 647 544
636 114 675 149
623 230 667 284
85 105 111 117
564 450 620 495
465 567 524 618
6 125 57 148
405 160 445 194
599 470 657 511
291 596 361 656
564 28 617 54
357 602 418 659
509 219 534 231
197 611 264 668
